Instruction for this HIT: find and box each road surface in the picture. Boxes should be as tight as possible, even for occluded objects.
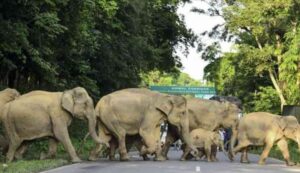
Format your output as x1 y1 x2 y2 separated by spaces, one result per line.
42 149 300 173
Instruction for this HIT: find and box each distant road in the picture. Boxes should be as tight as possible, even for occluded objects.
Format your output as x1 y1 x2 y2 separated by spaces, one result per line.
42 149 300 173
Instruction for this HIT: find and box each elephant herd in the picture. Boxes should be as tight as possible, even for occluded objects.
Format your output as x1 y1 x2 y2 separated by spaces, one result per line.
0 87 299 166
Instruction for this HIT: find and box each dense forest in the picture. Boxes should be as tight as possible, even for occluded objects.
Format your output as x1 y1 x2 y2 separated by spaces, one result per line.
0 0 195 98
1 0 300 114
1 1 300 170
198 0 300 113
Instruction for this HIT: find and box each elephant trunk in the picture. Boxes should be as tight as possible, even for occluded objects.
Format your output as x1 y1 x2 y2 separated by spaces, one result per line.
180 108 197 154
87 110 107 146
229 126 238 161
219 140 227 158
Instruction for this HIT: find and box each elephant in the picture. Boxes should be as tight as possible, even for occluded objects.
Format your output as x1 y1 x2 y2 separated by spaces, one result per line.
0 88 20 155
180 128 225 162
232 112 300 166
88 88 196 161
182 139 220 161
162 98 240 160
0 87 107 163
106 135 149 161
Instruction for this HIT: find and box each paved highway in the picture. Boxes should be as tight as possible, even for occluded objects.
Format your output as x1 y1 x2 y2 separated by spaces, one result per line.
42 149 300 173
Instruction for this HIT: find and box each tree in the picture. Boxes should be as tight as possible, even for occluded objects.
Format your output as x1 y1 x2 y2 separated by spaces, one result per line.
195 0 300 112
140 70 201 87
0 0 196 99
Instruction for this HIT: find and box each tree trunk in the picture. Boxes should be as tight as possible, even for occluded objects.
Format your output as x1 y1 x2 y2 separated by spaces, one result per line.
268 69 286 111
297 61 300 87
255 35 287 112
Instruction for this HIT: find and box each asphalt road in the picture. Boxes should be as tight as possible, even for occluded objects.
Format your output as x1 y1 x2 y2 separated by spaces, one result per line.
42 149 300 173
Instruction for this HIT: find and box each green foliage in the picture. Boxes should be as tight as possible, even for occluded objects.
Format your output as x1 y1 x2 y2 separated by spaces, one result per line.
0 159 67 173
0 1 195 170
140 70 201 87
198 1 300 163
204 51 272 112
199 0 300 112
0 0 195 97
252 86 281 114
281 29 300 104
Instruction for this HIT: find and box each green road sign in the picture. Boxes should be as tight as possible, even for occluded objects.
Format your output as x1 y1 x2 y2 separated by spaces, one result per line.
149 86 216 95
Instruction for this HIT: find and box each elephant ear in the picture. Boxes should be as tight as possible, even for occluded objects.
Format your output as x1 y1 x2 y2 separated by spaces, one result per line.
61 90 75 115
155 95 173 115
278 116 298 131
285 116 298 131
221 102 231 116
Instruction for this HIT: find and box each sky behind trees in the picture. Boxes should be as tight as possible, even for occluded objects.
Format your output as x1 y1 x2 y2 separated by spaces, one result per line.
177 0 232 80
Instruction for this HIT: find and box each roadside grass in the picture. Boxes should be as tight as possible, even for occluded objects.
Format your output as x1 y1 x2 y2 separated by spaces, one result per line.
0 159 67 173
0 120 109 173
250 140 300 163
0 138 108 173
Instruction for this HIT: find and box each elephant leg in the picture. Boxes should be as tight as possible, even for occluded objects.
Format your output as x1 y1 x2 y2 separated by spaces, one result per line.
6 139 22 163
180 146 191 161
154 127 164 161
277 139 294 166
228 128 238 160
89 126 112 161
161 125 178 160
53 125 81 163
108 125 129 161
185 153 194 160
109 138 118 161
205 149 212 162
135 140 149 161
40 138 58 160
142 154 150 161
211 145 218 162
89 143 105 161
0 135 9 155
47 138 58 158
14 143 28 160
103 120 128 161
232 138 250 155
258 142 273 165
140 126 163 161
240 147 250 163
116 133 128 161
205 143 212 162
198 149 205 159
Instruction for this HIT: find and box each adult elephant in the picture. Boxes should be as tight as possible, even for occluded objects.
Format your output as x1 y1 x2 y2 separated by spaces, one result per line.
161 98 240 159
232 112 300 166
89 88 196 161
1 87 106 162
0 88 20 154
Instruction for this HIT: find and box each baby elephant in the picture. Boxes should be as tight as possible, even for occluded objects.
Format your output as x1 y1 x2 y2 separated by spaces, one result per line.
181 128 224 162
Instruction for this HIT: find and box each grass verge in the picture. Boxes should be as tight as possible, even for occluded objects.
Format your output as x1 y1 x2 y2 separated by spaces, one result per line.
0 159 68 173
0 137 107 173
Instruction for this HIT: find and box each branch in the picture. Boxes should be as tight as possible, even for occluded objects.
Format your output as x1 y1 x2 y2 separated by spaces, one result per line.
268 68 286 105
255 35 287 109
254 36 263 50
